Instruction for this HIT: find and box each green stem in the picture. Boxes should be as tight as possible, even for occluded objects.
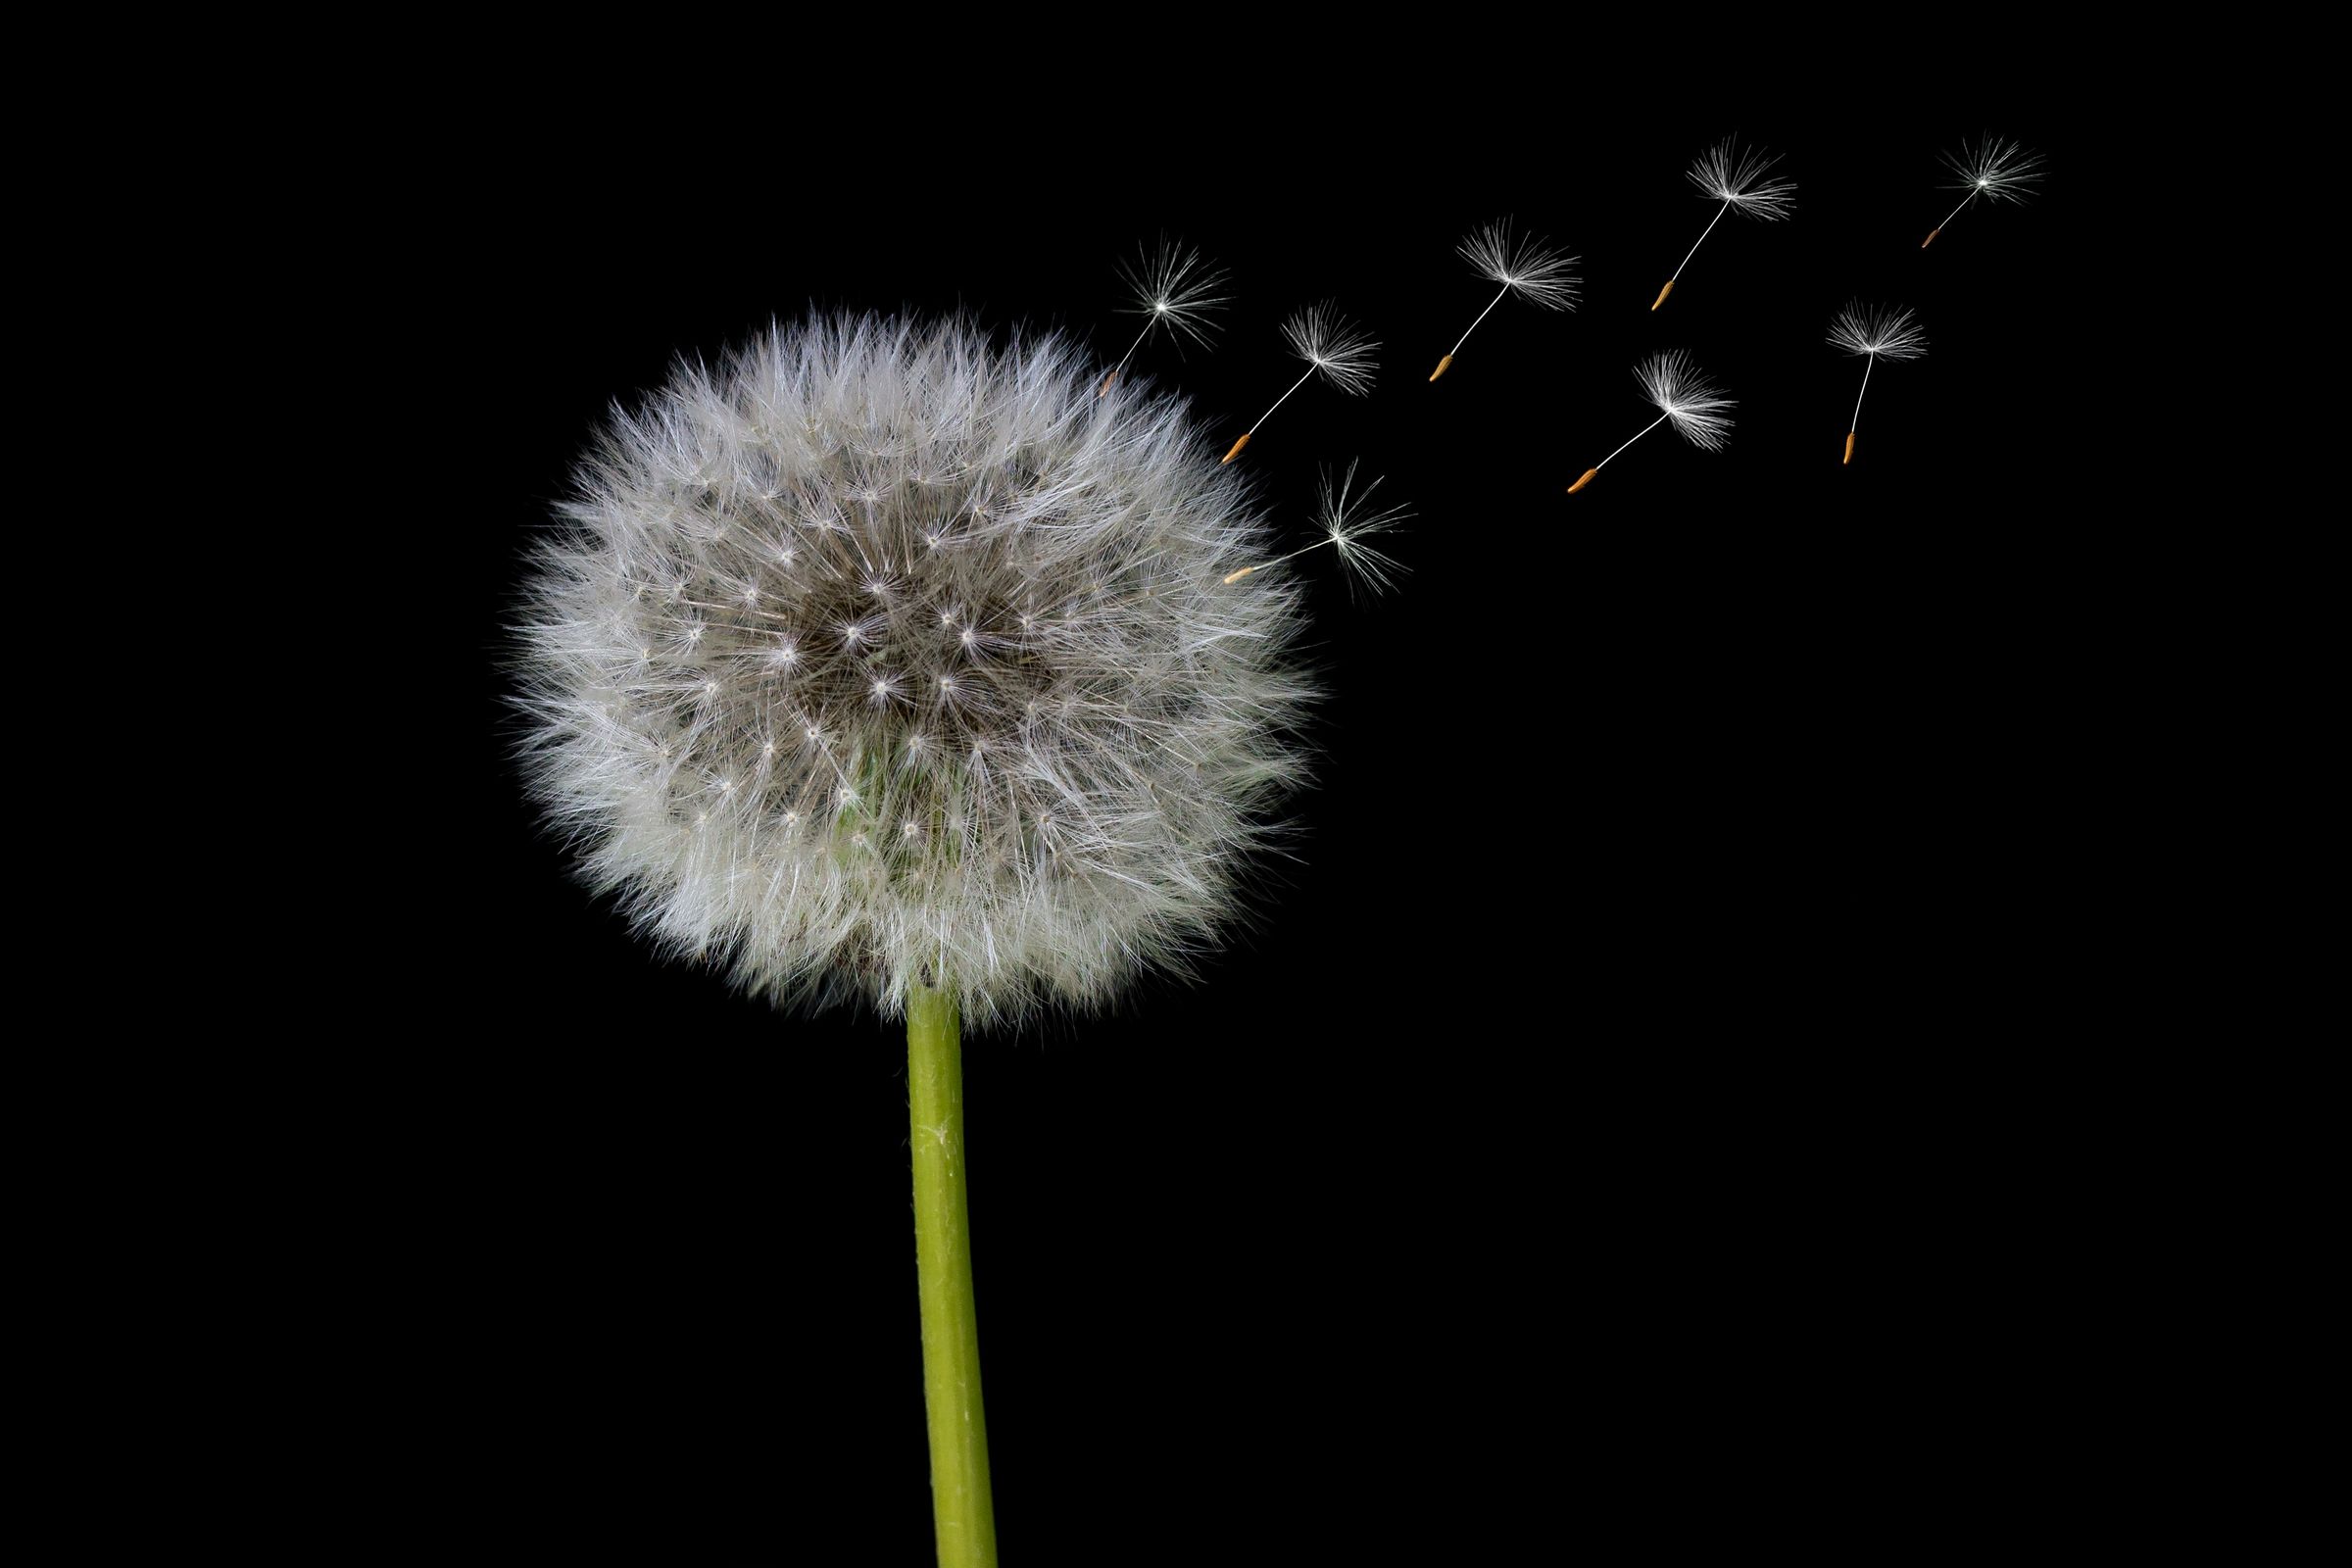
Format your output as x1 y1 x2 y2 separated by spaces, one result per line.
907 985 998 1568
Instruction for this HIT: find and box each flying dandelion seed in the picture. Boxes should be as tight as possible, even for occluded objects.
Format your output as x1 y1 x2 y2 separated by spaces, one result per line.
1429 220 1580 382
1651 136 1796 311
1923 135 2044 248
1565 350 1734 493
1222 462 1409 598
1100 239 1231 395
1827 301 1927 465
1221 302 1379 464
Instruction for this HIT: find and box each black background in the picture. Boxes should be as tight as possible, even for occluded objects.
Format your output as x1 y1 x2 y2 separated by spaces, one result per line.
394 76 2090 1563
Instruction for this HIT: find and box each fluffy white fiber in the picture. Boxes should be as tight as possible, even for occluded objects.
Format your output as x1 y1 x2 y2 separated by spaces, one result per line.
514 314 1316 1024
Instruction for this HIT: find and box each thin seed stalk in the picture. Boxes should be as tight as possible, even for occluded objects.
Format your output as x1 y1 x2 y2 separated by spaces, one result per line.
908 985 997 1568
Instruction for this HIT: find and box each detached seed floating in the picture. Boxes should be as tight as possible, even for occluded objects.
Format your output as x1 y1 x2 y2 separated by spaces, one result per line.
1566 351 1735 494
1221 302 1379 465
1651 135 1796 311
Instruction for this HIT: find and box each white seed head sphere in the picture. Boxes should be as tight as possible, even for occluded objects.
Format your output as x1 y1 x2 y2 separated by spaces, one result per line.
514 314 1316 1025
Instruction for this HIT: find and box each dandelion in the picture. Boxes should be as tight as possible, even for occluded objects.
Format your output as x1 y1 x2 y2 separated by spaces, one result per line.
1099 238 1230 395
1222 462 1408 598
1429 219 1580 381
514 313 1318 1568
1220 302 1379 463
1565 350 1734 493
517 318 1315 1009
1652 136 1796 310
1923 134 2044 247
1827 301 1927 465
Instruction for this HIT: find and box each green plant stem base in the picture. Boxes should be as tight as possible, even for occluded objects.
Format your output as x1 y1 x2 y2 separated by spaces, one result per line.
907 986 998 1568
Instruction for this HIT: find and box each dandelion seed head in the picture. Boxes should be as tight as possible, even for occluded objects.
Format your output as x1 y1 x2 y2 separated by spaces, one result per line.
514 314 1316 1024
1635 350 1737 451
1828 301 1929 362
1281 302 1381 397
1687 136 1797 220
1941 135 2044 203
1457 220 1581 312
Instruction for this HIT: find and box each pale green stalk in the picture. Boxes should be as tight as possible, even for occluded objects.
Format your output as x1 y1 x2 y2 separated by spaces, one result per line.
907 985 997 1568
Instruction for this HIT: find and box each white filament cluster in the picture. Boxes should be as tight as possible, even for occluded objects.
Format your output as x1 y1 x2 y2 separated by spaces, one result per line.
1222 462 1408 593
1314 465 1409 600
1117 240 1230 352
1457 220 1581 312
1280 303 1381 396
1941 135 2045 202
1828 302 1929 361
514 315 1316 1023
1687 137 1798 220
1635 350 1737 450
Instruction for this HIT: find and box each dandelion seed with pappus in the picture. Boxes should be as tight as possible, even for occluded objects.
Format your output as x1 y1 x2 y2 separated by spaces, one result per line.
1565 350 1734 494
1100 239 1230 396
1651 136 1795 311
1429 220 1579 382
1220 302 1379 464
1222 462 1408 599
1922 134 2044 248
1827 301 1927 466
513 313 1325 1568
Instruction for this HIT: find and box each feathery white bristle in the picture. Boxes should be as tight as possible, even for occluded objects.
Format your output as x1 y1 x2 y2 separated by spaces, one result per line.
1457 220 1581 313
1828 302 1929 361
1635 350 1737 450
514 313 1318 1025
1941 135 2045 203
1281 303 1381 397
1686 137 1797 220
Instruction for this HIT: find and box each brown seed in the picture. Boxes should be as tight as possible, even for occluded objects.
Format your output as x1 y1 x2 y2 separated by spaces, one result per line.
1566 468 1597 494
1221 432 1252 465
1429 354 1455 383
1651 280 1675 311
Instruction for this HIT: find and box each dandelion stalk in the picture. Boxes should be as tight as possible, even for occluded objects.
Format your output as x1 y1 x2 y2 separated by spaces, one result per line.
1567 350 1734 492
1651 136 1795 310
1653 202 1727 312
1922 189 1976 250
908 983 997 1568
1102 321 1156 395
1222 302 1378 463
1827 302 1927 465
1846 358 1871 464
